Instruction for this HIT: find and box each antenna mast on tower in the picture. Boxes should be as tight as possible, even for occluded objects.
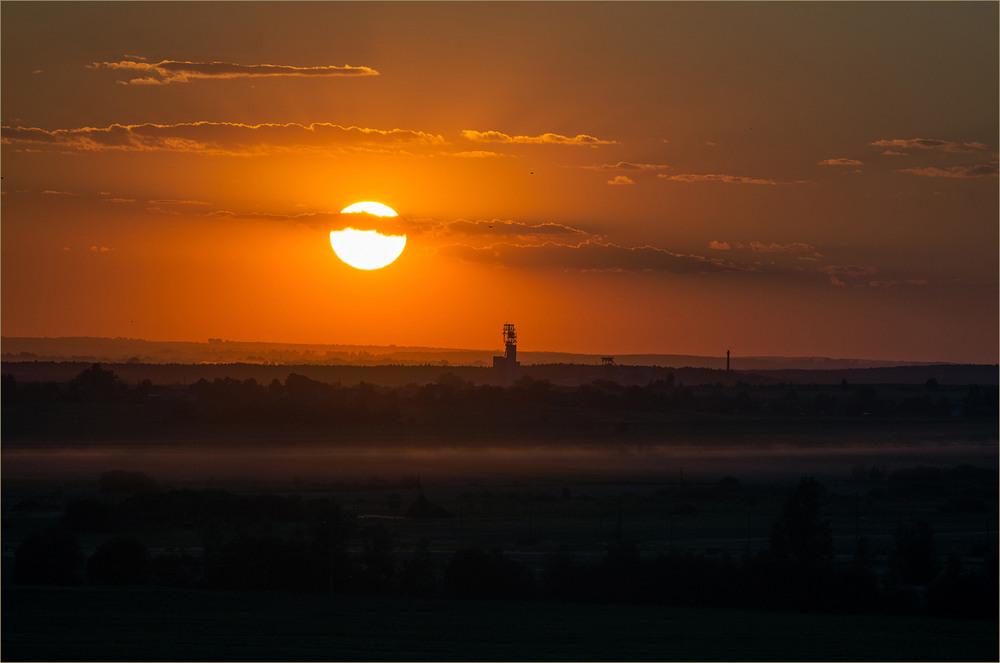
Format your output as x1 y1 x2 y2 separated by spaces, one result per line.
503 323 517 360
493 323 521 385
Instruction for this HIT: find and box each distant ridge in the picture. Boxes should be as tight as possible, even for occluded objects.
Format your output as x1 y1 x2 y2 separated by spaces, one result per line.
0 336 977 372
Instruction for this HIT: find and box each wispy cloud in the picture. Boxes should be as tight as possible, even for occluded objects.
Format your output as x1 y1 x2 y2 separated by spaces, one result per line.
436 218 591 241
657 173 783 185
818 158 863 166
607 175 635 185
821 264 877 287
709 240 817 254
440 239 737 273
90 59 379 85
870 138 991 154
750 241 816 253
461 129 617 146
582 161 670 171
899 163 998 179
149 198 212 206
450 150 507 158
1 122 446 155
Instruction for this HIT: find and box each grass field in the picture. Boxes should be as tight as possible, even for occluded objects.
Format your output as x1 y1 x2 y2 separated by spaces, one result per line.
3 586 997 661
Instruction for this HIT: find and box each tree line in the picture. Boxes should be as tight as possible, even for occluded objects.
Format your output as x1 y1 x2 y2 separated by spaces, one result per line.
11 472 996 619
3 364 996 439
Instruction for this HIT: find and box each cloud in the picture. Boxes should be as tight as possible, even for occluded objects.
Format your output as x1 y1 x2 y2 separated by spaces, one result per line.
450 150 507 158
870 138 991 154
148 198 212 206
90 245 115 253
607 175 635 185
1 121 446 155
200 207 429 237
432 219 592 244
708 240 817 254
899 163 998 179
439 234 906 288
439 239 739 274
658 173 783 185
818 158 863 166
821 264 877 287
90 59 379 85
209 209 337 223
460 129 617 146
582 162 670 171
748 241 816 253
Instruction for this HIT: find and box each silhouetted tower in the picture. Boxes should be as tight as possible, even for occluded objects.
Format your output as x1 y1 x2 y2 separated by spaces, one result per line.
503 323 517 366
492 323 521 385
726 350 730 372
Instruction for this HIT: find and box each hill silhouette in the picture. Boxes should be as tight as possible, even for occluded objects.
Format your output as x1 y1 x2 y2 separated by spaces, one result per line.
2 336 989 375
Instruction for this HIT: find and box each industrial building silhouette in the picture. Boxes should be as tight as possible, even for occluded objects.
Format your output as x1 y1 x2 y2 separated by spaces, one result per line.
492 323 520 386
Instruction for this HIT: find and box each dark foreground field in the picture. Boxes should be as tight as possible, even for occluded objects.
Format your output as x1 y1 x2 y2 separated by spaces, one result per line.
4 586 996 662
3 365 997 661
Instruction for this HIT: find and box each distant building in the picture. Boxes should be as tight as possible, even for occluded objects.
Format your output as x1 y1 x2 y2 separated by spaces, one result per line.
492 323 521 385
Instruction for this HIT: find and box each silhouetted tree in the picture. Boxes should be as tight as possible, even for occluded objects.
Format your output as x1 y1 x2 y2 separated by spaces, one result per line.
61 498 121 533
2 373 17 400
12 526 84 585
927 552 998 618
887 518 938 585
87 537 149 585
99 469 158 494
769 478 832 565
541 551 586 603
205 535 318 592
360 525 395 592
396 540 439 598
442 549 534 600
68 363 123 402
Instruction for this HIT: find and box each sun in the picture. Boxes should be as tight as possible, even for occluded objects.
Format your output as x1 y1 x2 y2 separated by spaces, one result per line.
331 202 406 270
340 201 398 217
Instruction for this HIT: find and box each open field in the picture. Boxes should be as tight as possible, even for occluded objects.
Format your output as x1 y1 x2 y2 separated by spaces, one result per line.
4 586 997 662
3 366 996 661
4 430 996 578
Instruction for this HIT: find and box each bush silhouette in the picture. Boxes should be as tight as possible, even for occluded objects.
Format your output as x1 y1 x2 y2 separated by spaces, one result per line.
87 537 149 585
769 477 832 565
205 535 319 593
887 518 938 585
13 527 84 586
442 549 534 600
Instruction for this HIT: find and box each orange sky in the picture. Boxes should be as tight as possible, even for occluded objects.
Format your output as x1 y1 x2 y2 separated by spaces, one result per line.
2 2 997 362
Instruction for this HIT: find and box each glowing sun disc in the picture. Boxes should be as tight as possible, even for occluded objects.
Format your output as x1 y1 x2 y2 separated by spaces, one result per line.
330 228 406 270
341 201 398 217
